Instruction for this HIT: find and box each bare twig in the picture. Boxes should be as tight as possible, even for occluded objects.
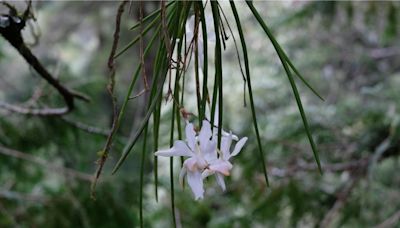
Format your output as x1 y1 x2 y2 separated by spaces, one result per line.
0 189 48 203
269 158 370 178
0 202 19 227
319 175 361 228
0 2 90 116
65 186 91 228
91 0 128 198
0 145 92 182
375 210 400 228
0 101 70 116
368 136 391 180
160 0 172 61
139 1 149 90
217 3 247 106
23 82 46 108
160 0 173 98
369 47 400 59
318 134 397 228
61 116 110 137
128 1 149 101
23 61 61 108
129 88 147 100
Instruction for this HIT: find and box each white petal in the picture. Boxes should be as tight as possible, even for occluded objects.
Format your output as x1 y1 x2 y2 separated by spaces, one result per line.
198 44 205 70
187 171 204 200
185 123 196 151
221 133 232 160
201 169 214 179
179 166 187 188
195 156 208 170
154 140 193 157
202 140 217 163
183 157 198 172
222 129 239 141
209 160 232 176
205 15 216 42
215 173 226 191
185 16 195 42
199 120 212 149
231 137 248 157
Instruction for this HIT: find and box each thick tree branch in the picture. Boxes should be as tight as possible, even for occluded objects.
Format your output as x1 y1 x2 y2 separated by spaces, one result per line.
0 3 89 116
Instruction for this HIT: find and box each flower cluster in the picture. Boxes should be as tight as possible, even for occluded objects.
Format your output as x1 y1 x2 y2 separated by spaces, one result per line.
155 120 247 200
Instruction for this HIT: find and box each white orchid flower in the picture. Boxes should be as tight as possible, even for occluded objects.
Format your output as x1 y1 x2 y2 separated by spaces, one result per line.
155 114 247 199
203 132 248 191
155 120 216 200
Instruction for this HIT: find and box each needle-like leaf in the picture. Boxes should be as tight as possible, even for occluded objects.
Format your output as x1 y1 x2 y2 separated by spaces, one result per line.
230 1 270 186
211 2 223 148
247 1 322 173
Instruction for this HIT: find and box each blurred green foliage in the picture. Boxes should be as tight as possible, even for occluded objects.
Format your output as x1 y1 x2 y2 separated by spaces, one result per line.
0 1 399 227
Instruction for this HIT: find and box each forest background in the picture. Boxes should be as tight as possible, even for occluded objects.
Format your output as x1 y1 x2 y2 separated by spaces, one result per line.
0 1 400 227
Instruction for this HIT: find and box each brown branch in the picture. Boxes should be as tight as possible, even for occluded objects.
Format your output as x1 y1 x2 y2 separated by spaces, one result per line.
91 0 128 198
127 1 149 100
0 201 19 226
0 3 89 116
266 131 399 227
160 0 173 98
23 82 47 108
217 3 247 106
317 134 398 228
65 186 91 228
0 189 48 203
270 129 398 178
319 175 360 228
60 117 110 137
0 101 69 116
369 47 400 59
269 158 369 178
375 210 400 228
139 1 149 90
0 145 92 182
